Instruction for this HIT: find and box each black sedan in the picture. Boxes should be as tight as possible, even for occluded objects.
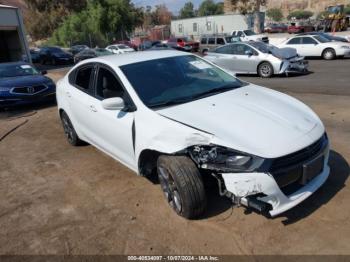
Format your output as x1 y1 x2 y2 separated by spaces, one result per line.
74 48 113 64
69 45 89 55
39 47 74 65
0 62 56 108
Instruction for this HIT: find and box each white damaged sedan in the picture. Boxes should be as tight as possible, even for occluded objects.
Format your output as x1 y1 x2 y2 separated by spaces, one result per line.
56 51 330 219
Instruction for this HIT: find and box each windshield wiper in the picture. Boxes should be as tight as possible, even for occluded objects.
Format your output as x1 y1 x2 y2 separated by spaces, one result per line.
190 85 238 100
148 97 193 109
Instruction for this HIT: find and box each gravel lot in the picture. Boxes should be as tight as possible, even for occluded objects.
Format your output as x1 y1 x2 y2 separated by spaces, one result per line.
0 58 349 255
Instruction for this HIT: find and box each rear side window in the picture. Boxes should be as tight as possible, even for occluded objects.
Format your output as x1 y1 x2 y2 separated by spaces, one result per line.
75 66 93 90
208 38 215 44
302 37 317 44
201 38 207 44
216 38 225 45
287 38 302 45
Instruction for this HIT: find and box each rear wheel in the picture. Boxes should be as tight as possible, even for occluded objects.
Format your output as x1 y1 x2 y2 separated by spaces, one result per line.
60 111 84 146
258 62 274 78
157 155 206 219
322 48 336 60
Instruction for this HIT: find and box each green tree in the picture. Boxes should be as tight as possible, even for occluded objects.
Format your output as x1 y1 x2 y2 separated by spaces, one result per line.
288 10 314 20
50 0 144 47
179 2 195 19
345 4 350 15
266 8 283 22
24 0 88 40
198 0 224 16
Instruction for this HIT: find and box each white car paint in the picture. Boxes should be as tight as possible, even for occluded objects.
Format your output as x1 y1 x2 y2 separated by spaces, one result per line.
56 51 330 217
278 35 350 58
106 44 135 54
231 30 269 43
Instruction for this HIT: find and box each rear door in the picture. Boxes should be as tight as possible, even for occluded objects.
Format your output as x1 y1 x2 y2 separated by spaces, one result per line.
300 37 321 56
285 37 303 55
208 44 241 72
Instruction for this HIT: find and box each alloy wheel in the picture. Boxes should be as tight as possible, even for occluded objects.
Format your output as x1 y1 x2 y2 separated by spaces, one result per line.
158 167 182 213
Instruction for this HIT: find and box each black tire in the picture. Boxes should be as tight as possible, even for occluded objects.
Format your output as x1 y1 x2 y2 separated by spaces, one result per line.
157 155 206 219
322 48 336 60
258 62 274 78
60 111 84 146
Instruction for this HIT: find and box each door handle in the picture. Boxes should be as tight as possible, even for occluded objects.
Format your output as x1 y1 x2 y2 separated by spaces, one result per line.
66 92 72 98
89 105 97 112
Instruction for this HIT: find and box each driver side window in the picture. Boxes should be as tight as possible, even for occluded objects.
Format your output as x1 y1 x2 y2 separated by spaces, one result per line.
96 67 125 100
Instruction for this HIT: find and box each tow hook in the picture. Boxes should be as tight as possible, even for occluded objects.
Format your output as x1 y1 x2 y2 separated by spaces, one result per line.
240 195 273 216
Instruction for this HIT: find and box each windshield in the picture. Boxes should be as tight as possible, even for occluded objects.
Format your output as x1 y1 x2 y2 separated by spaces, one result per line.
0 64 40 78
249 42 271 53
244 30 256 36
314 35 330 43
117 45 129 49
121 55 244 109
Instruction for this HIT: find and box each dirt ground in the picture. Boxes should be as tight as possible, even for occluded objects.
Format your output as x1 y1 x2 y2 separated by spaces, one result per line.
0 59 349 255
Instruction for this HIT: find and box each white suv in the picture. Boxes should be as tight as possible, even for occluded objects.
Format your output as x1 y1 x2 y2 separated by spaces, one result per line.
56 51 330 219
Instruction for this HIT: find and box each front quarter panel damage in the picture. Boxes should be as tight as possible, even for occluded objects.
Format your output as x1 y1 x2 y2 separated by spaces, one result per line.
134 110 214 175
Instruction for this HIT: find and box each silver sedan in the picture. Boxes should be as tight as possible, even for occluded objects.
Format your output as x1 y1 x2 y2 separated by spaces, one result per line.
205 41 309 78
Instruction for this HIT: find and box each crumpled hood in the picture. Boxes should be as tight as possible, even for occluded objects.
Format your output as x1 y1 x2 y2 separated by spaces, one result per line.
0 75 53 87
158 84 324 158
271 47 298 59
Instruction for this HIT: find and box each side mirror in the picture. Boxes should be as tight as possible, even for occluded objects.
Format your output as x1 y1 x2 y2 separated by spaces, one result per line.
102 97 125 111
245 50 253 56
41 70 47 75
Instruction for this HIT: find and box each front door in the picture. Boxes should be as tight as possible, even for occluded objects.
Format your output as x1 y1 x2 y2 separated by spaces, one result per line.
87 65 136 168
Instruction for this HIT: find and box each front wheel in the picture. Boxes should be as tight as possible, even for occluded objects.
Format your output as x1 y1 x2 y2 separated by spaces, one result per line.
322 48 336 60
258 62 274 78
157 156 206 219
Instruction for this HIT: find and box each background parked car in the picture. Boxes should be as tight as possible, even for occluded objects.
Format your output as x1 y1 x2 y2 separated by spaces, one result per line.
288 22 314 34
39 47 74 65
278 35 350 60
205 41 309 78
231 30 269 43
265 23 288 33
106 44 135 54
21 49 41 64
138 40 161 51
148 43 174 51
74 48 113 64
115 40 138 51
199 35 236 54
0 62 55 107
167 37 199 52
69 45 89 55
297 32 350 43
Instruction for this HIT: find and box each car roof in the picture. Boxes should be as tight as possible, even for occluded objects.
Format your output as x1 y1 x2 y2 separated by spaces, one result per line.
78 50 190 67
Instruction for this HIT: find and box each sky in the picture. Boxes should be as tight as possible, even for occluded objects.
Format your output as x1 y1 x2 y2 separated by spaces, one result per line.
132 0 220 13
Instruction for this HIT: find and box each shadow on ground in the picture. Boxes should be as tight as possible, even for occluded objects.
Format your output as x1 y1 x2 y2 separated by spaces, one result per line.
278 150 349 225
0 99 56 120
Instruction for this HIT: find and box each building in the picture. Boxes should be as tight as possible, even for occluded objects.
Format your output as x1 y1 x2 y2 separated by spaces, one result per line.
0 4 30 63
171 14 251 40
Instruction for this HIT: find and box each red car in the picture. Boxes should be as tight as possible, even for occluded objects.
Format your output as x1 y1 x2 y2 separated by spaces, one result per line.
167 37 199 52
288 22 315 34
265 23 288 33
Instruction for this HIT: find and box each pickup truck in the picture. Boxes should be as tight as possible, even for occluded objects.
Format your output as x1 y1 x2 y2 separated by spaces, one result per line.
231 29 269 43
